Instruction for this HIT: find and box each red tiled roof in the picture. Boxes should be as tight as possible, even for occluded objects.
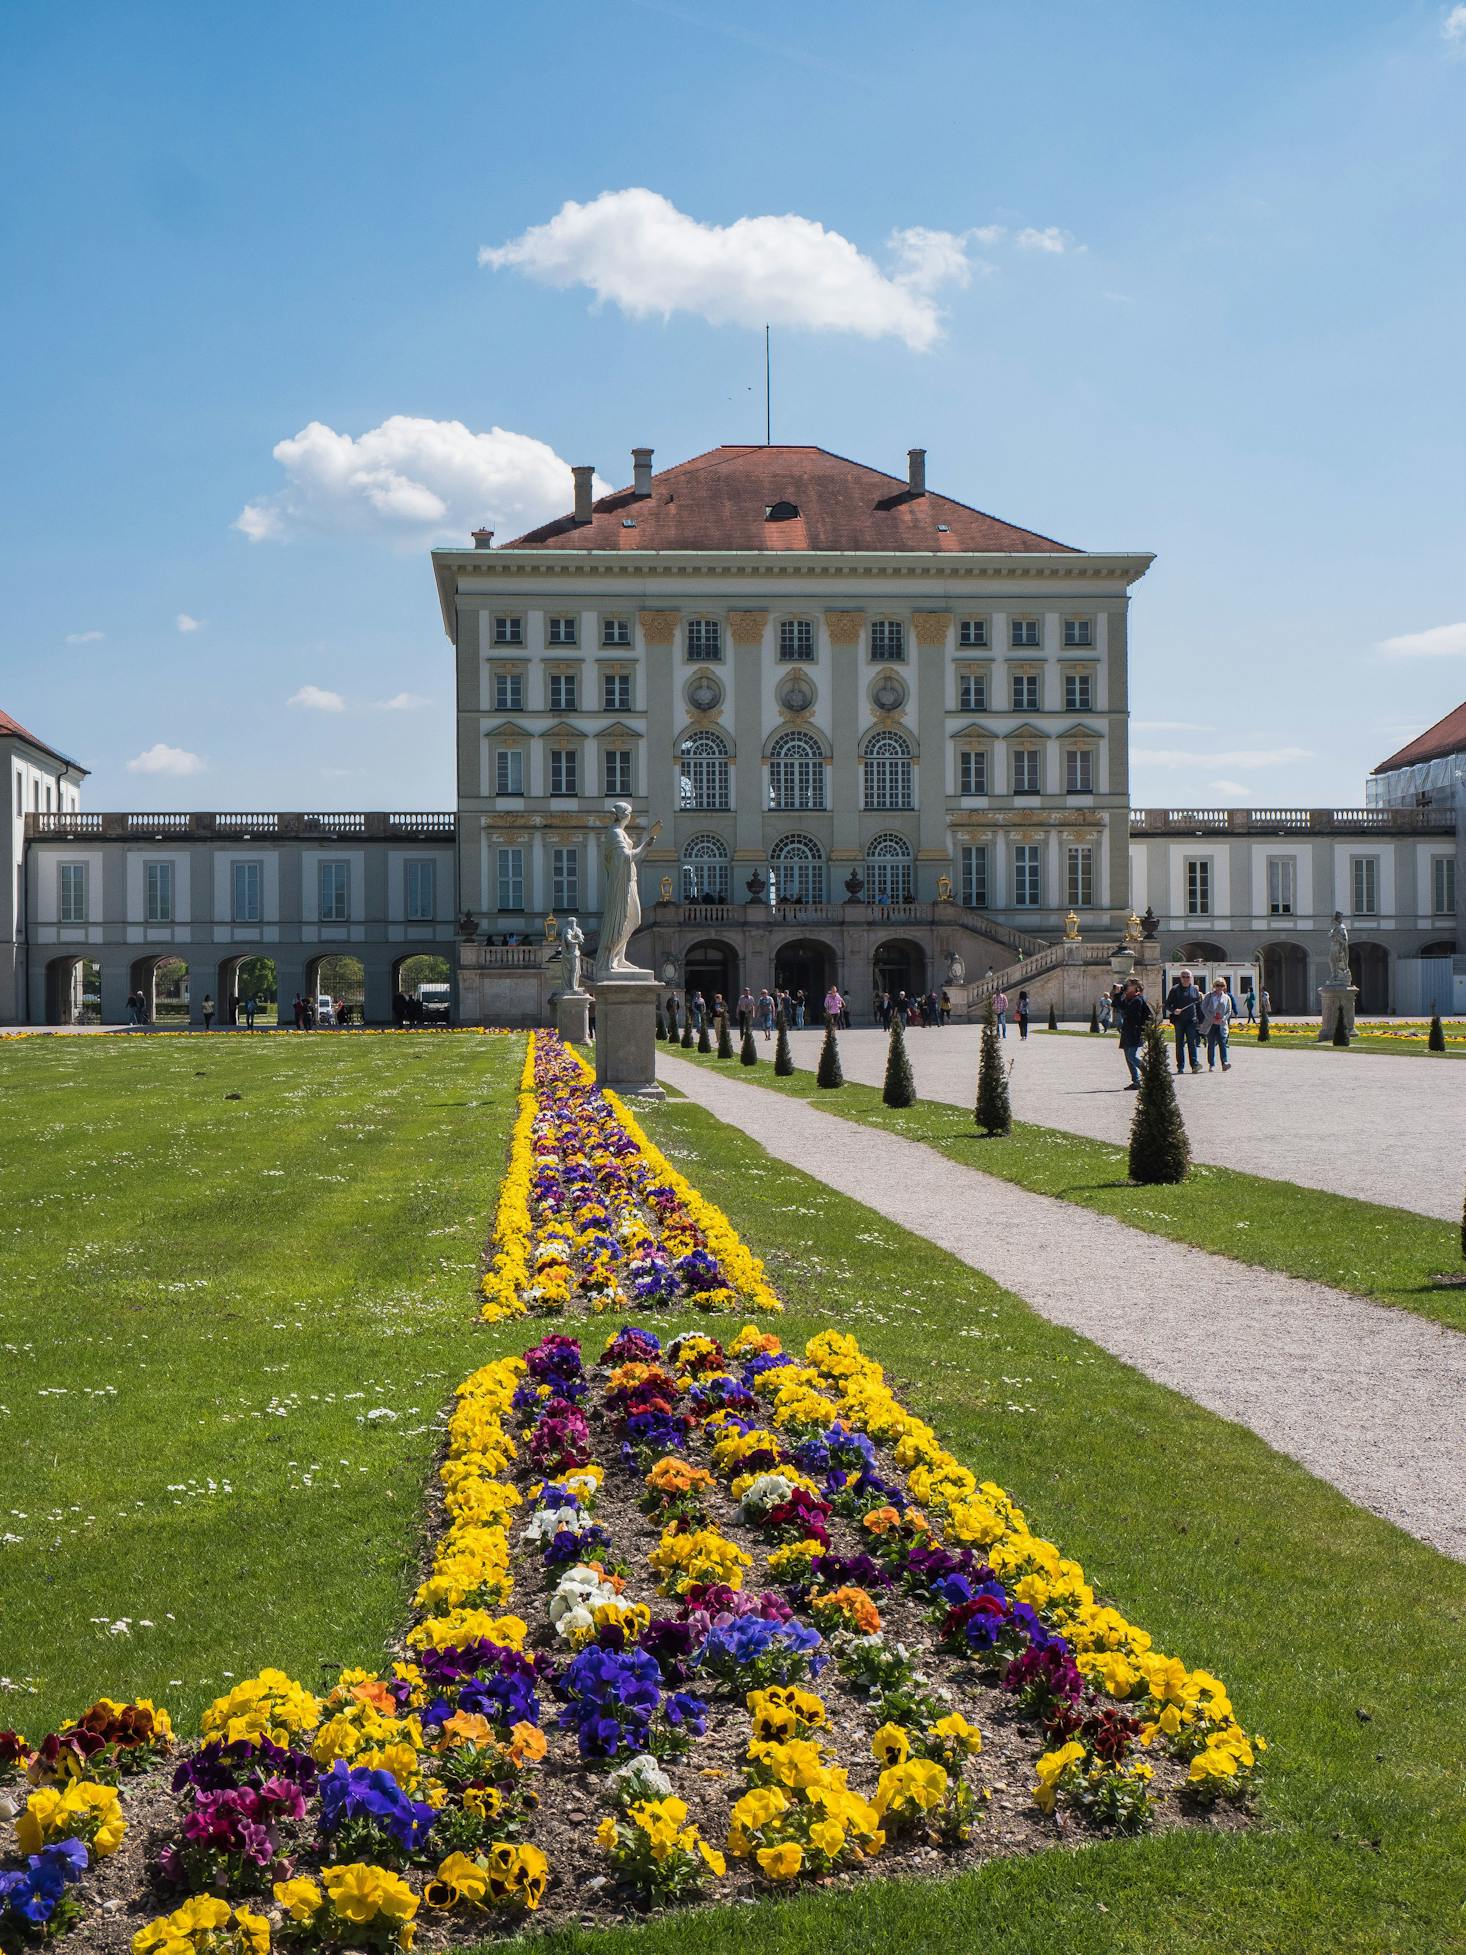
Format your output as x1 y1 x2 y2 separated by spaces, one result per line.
503 445 1078 553
0 709 86 771
1373 700 1466 774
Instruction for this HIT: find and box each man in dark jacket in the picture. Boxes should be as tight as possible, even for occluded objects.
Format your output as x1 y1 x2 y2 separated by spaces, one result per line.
1115 978 1151 1088
1164 968 1204 1075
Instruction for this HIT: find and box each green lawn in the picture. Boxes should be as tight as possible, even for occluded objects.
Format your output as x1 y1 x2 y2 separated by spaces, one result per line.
0 1030 519 1736
469 1086 1466 1955
665 1044 1466 1333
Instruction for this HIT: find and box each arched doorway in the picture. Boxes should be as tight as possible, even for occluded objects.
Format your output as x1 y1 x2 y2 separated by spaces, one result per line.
1261 942 1309 1015
392 952 453 1025
304 954 366 1026
220 954 278 1027
774 938 835 1007
683 939 739 1006
44 954 89 1026
872 937 927 1003
1419 940 1456 958
1349 943 1389 1013
1173 941 1227 963
132 954 189 1024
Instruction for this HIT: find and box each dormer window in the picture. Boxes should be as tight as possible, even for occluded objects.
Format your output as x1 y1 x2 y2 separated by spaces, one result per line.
765 501 800 521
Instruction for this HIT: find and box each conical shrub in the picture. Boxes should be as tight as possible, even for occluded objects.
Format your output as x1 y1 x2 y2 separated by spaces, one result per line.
697 1016 713 1053
740 1026 759 1067
975 997 1012 1136
1128 1018 1190 1184
717 1013 735 1059
1089 1003 1100 1034
1430 1012 1446 1053
1332 1010 1350 1048
1047 1002 1058 1031
680 1017 694 1050
773 1011 795 1077
816 1021 844 1088
1257 1006 1270 1043
882 1014 917 1107
655 1002 667 1041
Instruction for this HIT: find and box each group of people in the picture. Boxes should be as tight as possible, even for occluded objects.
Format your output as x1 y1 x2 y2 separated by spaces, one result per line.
873 988 951 1028
672 983 855 1039
990 988 1032 1040
126 990 261 1029
1110 968 1265 1088
288 994 350 1030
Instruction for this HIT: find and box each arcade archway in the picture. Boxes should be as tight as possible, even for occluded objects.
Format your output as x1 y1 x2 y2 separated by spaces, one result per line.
773 937 836 1009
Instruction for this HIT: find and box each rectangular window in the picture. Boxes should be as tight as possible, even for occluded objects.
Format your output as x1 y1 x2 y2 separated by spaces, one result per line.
551 846 579 911
779 617 814 660
1067 845 1094 907
319 861 349 923
959 750 988 795
1011 672 1039 711
960 844 988 909
958 672 987 711
958 618 988 648
1351 856 1379 916
548 672 578 711
493 671 524 711
1013 844 1041 907
546 615 578 647
1267 857 1295 915
59 862 86 923
603 672 632 711
603 749 632 796
549 748 579 796
870 619 905 661
144 861 173 923
492 615 523 646
1063 618 1093 647
1064 672 1094 711
496 847 524 912
1012 747 1041 794
1065 747 1094 792
1433 856 1455 916
1011 618 1040 648
686 617 721 661
1186 858 1211 916
495 749 524 796
405 860 435 921
232 860 261 923
602 616 632 647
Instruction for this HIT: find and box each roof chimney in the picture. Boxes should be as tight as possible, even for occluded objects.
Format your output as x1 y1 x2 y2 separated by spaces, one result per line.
571 466 595 525
470 526 494 549
632 447 654 497
907 448 926 496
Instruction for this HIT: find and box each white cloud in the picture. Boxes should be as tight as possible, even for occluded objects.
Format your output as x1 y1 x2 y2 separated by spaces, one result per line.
127 743 204 777
888 226 980 293
1133 746 1314 769
481 188 969 351
1208 779 1251 797
376 692 431 711
1132 719 1213 734
288 685 346 712
175 612 202 633
1378 621 1466 657
1015 226 1075 254
237 416 603 545
1444 5 1466 48
64 629 105 644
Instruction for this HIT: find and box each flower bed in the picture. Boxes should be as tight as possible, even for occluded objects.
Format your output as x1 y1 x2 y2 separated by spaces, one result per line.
1 1316 1260 1947
479 1034 782 1324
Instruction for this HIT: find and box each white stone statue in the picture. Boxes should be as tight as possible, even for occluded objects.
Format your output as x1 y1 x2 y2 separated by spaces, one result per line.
1328 910 1350 984
595 802 662 978
560 915 585 994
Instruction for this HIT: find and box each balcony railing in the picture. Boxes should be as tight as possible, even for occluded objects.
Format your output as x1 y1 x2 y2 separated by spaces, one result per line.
1129 807 1454 836
25 811 459 842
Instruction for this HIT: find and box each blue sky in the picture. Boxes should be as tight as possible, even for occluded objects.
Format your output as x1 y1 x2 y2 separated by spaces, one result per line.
2 0 1463 810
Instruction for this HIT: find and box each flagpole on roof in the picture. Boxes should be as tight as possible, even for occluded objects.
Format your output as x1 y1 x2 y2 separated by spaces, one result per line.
765 324 771 446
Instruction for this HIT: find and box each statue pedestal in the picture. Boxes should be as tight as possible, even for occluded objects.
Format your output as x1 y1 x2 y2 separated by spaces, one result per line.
594 972 663 1098
1317 983 1358 1041
555 990 591 1045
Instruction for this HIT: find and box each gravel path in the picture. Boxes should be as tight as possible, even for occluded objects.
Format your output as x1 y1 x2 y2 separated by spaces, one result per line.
772 1025 1463 1222
658 1053 1466 1561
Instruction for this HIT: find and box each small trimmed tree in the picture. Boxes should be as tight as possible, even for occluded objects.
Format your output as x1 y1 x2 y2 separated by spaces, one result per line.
740 1026 759 1066
1128 1018 1190 1185
1088 1002 1100 1034
680 1016 695 1050
1047 1002 1058 1032
1332 1009 1350 1048
882 1013 917 1107
773 1009 795 1077
697 1015 713 1053
655 1002 668 1041
717 1012 735 1059
1430 1012 1446 1053
816 1020 844 1088
975 997 1012 1137
1257 1005 1270 1043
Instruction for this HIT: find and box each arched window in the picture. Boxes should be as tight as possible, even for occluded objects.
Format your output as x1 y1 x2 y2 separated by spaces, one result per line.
679 730 730 811
863 730 914 811
769 731 825 811
681 834 730 903
864 833 913 904
769 834 825 905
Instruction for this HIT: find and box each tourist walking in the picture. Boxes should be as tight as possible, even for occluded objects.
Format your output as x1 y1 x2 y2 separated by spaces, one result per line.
201 992 215 1031
1097 991 1112 1030
1202 979 1234 1071
1165 967 1204 1074
292 993 304 1029
823 983 844 1026
994 988 1009 1037
1016 990 1031 1041
242 994 256 1029
793 989 806 1028
755 989 775 1040
689 989 706 1032
1245 989 1257 1025
940 988 951 1025
1115 977 1152 1088
1259 987 1271 1019
736 987 755 1036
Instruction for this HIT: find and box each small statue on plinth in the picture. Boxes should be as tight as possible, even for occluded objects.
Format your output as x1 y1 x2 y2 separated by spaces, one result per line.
560 916 585 995
1328 910 1350 983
